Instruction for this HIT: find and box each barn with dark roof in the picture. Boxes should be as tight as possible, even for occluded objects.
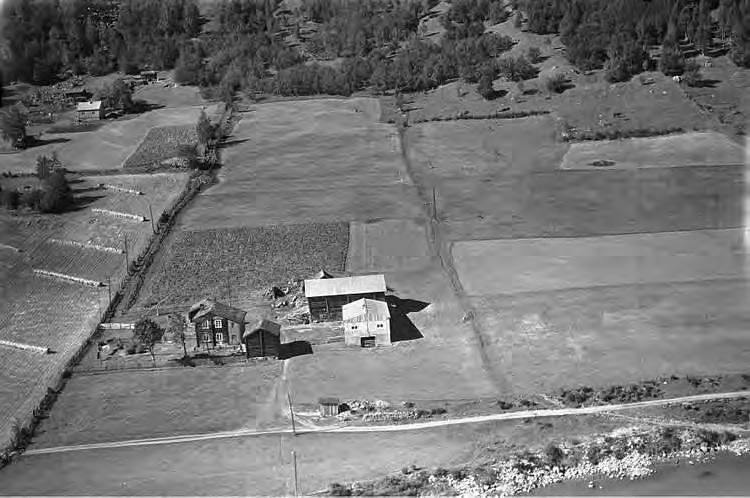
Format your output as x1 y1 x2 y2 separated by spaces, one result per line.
242 318 282 358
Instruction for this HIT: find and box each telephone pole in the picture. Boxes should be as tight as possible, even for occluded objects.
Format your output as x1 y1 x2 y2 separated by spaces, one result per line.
432 186 437 220
123 235 129 273
291 450 299 496
148 204 155 234
287 391 296 436
107 276 112 308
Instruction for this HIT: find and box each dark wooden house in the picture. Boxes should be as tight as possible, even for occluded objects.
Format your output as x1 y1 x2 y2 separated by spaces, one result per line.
187 299 246 348
140 70 157 83
242 318 281 358
65 88 92 103
304 274 387 322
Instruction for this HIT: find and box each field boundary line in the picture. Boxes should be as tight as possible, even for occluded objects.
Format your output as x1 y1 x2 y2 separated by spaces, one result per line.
23 391 750 456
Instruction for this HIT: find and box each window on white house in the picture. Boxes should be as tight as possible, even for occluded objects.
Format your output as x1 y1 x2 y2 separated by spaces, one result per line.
216 332 224 343
352 325 358 330
214 318 222 328
202 333 211 343
202 320 210 329
377 323 383 328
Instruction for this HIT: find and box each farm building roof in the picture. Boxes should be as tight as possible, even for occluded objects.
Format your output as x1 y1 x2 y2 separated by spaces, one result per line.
318 397 340 405
311 268 334 279
242 318 282 340
76 100 102 112
304 274 386 298
342 298 391 323
188 299 246 324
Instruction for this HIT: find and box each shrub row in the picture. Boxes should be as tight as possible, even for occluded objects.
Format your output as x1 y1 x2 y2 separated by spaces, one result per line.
562 126 684 142
409 109 550 124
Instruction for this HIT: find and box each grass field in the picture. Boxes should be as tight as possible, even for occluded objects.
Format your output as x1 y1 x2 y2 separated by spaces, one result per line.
179 98 421 230
452 228 748 296
0 414 628 496
0 105 218 175
136 223 349 309
470 278 750 395
560 131 745 170
30 362 281 448
346 218 432 273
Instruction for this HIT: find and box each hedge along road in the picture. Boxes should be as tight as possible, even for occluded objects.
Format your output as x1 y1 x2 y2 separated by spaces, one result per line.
23 390 750 456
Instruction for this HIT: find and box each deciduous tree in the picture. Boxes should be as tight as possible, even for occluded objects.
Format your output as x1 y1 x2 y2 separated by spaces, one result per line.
133 318 164 367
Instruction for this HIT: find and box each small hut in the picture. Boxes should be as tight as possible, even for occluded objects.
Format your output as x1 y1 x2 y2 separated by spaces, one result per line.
242 318 282 358
319 397 340 417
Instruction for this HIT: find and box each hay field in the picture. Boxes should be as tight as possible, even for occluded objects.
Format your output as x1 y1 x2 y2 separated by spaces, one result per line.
0 173 189 451
470 278 750 394
30 362 281 448
132 83 206 108
346 219 432 273
432 165 744 241
0 105 218 174
180 98 422 230
452 228 749 296
136 223 349 309
560 132 745 170
406 116 566 178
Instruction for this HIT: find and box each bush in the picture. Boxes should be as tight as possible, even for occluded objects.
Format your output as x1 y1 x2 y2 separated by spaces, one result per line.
0 189 20 209
545 73 568 93
497 55 538 81
545 442 565 467
20 189 43 210
683 60 702 87
527 46 542 63
328 483 351 496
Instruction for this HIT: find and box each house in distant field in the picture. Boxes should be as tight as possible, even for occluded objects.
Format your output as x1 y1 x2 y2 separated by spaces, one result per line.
319 397 340 417
242 318 282 358
304 274 387 322
342 298 392 347
140 70 157 84
65 88 92 103
188 299 246 348
76 100 103 122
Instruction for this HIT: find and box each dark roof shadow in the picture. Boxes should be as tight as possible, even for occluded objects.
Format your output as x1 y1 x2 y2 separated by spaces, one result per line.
278 340 313 360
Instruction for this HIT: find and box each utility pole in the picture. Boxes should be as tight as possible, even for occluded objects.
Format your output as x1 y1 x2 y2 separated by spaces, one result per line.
107 276 112 308
148 204 155 234
291 450 299 497
226 275 232 307
287 391 296 436
432 186 437 220
123 235 129 273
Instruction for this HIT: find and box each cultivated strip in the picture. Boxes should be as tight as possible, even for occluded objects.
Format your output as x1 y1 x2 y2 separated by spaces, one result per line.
0 339 49 355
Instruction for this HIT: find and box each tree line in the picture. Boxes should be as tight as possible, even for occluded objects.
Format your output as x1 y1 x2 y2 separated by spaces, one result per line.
522 0 750 81
0 0 201 84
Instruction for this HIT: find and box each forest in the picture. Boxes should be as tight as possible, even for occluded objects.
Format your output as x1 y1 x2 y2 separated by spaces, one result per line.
0 0 748 99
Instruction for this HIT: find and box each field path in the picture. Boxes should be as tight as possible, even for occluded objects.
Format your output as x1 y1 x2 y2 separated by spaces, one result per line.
22 390 750 456
397 125 510 392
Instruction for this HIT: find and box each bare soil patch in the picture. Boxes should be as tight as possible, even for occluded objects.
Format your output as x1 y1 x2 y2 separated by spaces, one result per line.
560 132 745 170
122 125 197 169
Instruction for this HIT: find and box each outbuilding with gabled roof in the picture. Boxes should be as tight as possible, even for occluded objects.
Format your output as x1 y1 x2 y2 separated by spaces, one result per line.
242 318 282 358
304 274 387 322
342 298 392 347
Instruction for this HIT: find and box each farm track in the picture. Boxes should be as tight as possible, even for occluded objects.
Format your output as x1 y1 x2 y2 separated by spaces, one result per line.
398 124 509 393
22 390 750 456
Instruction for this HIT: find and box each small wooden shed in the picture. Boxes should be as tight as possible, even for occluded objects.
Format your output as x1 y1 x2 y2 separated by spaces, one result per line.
319 397 340 417
242 318 282 358
140 70 157 83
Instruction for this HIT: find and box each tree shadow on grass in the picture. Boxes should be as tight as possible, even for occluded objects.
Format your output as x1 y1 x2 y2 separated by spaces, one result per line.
24 137 71 149
690 79 721 88
386 295 429 343
218 138 251 149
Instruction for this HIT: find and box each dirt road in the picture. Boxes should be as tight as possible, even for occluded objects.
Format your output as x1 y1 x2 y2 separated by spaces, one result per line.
24 390 750 456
